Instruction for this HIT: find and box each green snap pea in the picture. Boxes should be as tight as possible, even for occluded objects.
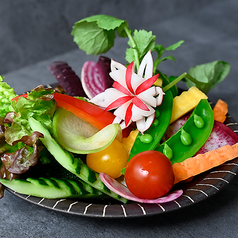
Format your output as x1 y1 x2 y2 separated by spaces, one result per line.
128 90 173 161
155 99 214 164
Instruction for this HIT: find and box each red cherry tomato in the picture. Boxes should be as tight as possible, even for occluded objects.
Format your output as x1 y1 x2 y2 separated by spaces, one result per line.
124 151 174 199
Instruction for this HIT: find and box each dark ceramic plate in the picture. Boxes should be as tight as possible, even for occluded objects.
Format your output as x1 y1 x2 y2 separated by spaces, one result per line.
6 87 238 218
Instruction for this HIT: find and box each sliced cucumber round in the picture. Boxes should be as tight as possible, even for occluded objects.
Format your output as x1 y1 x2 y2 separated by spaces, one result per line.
52 107 120 154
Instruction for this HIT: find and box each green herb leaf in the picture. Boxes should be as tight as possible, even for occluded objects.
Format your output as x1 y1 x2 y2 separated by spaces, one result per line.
80 15 127 32
71 15 128 55
185 61 231 94
155 56 176 66
125 30 156 63
153 40 184 70
164 40 184 51
125 48 135 64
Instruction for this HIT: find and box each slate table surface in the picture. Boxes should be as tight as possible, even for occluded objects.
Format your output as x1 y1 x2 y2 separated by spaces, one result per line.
1 1 238 237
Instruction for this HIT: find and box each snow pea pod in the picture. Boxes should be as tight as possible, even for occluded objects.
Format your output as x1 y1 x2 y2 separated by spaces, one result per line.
155 99 214 164
128 90 173 161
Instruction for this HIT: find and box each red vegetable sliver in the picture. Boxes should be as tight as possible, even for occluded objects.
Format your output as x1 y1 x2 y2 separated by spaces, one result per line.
125 102 133 126
135 74 159 95
125 61 134 94
12 94 28 101
113 81 131 96
132 97 150 111
106 96 133 111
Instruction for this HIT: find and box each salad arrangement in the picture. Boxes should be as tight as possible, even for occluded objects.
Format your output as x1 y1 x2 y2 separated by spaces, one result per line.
0 15 237 205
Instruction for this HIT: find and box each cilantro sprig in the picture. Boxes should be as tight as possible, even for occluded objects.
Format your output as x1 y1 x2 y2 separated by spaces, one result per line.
71 14 230 94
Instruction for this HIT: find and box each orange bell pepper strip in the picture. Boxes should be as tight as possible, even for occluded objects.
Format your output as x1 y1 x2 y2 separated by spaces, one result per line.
53 92 115 130
12 92 132 137
12 92 115 130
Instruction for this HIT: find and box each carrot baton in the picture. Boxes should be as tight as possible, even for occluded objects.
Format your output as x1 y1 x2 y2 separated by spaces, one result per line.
213 99 228 123
172 143 238 184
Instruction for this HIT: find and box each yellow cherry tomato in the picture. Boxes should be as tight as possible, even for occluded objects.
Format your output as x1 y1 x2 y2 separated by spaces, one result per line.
86 139 128 178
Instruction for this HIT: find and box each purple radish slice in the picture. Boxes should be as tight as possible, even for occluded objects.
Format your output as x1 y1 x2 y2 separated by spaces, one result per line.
196 121 238 154
81 56 114 99
99 173 183 204
47 61 87 97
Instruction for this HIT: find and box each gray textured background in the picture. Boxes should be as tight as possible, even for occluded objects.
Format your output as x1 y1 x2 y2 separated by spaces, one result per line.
1 1 238 238
1 0 219 74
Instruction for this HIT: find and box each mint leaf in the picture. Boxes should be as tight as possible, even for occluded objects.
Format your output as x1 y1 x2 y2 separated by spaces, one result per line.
125 30 156 63
185 61 231 94
71 15 128 55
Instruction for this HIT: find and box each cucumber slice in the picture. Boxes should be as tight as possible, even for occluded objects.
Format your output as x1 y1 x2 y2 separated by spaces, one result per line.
52 107 120 154
29 117 127 203
0 177 105 199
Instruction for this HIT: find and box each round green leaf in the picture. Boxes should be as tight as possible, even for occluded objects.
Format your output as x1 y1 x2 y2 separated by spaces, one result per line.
80 15 126 31
72 21 115 55
71 15 128 55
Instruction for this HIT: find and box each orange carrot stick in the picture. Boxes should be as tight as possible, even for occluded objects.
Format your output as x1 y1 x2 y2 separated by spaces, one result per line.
213 99 228 123
172 143 238 184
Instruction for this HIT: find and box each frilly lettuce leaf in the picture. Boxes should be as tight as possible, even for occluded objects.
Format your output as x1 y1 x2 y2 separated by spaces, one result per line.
11 86 57 134
0 86 57 195
0 76 17 118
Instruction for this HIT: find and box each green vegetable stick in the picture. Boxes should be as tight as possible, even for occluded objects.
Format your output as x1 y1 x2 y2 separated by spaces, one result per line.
28 117 128 203
0 177 106 199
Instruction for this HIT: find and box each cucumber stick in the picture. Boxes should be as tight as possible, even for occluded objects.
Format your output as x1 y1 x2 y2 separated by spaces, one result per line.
0 177 105 199
28 117 128 203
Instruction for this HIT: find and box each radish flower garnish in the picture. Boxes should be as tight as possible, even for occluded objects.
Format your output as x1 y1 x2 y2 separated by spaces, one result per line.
90 51 165 133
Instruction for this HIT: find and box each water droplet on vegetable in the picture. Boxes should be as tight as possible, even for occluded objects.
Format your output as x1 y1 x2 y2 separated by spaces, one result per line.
180 129 192 146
